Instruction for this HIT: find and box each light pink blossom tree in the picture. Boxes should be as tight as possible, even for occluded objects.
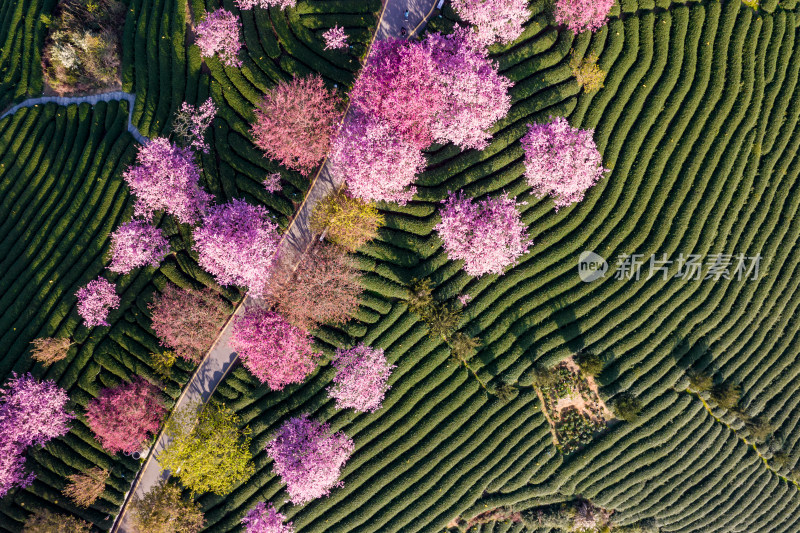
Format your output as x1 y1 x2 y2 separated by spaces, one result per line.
451 0 530 45
236 0 295 9
554 0 615 34
230 308 319 389
241 502 294 533
173 99 217 153
85 378 167 454
322 25 349 50
196 9 243 67
123 137 211 224
520 117 607 209
266 415 354 504
435 191 531 277
328 345 394 413
251 75 343 176
76 277 120 327
330 111 425 205
108 219 170 274
193 199 281 296
264 173 282 193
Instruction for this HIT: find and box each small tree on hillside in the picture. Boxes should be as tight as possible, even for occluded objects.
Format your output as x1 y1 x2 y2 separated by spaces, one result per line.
86 377 167 454
569 50 605 93
405 278 435 316
172 98 217 153
22 508 91 533
265 242 363 330
251 75 343 176
131 480 205 533
266 415 354 504
322 25 348 50
710 381 742 410
612 394 642 422
195 9 243 67
29 337 73 367
62 467 108 508
310 189 384 252
159 403 254 495
108 219 171 274
241 501 294 533
75 276 120 327
328 345 395 413
149 284 229 363
451 0 529 45
230 308 320 389
151 350 178 380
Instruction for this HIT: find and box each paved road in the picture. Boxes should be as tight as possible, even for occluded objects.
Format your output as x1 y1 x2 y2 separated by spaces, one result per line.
0 91 148 145
112 1 439 530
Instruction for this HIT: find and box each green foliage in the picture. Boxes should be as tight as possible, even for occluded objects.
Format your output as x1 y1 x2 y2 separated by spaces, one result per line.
612 394 643 422
405 278 435 316
569 49 606 93
575 352 604 378
449 332 481 363
426 303 463 340
710 381 742 410
151 350 177 380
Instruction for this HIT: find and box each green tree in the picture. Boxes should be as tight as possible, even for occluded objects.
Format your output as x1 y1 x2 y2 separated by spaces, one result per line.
310 189 384 251
613 393 643 422
159 403 254 495
569 50 606 93
575 351 603 378
710 381 742 410
405 278 435 316
132 480 205 533
686 368 713 392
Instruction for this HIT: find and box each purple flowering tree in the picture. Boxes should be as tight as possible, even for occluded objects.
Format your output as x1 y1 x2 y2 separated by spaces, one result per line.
241 502 294 533
123 137 211 224
554 0 615 34
435 191 531 277
328 345 395 413
263 173 282 193
451 0 530 45
196 9 243 67
520 117 607 209
266 415 354 504
230 308 319 389
193 199 281 296
76 277 121 327
108 219 170 274
322 25 349 50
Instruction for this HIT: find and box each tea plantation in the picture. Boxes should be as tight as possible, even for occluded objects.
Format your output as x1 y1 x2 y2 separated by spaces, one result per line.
2 0 800 531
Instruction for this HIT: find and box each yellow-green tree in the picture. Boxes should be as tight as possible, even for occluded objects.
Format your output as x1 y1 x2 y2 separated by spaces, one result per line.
22 509 91 533
310 189 384 252
132 480 205 533
569 50 606 93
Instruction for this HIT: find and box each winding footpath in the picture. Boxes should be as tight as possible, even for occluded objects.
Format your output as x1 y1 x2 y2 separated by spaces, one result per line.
0 91 148 145
111 1 440 531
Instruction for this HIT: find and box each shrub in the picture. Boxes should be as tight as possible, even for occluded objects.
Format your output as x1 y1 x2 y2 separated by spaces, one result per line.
531 365 557 388
22 509 91 533
569 50 605 93
108 219 170 274
265 242 363 330
450 0 529 45
554 0 615 34
328 344 395 413
160 403 254 495
449 332 481 363
575 352 603 377
686 368 714 392
85 377 166 453
266 415 354 504
230 308 320 389
435 190 531 277
62 467 108 508
193 199 281 297
251 75 343 176
29 337 72 367
132 480 205 533
75 276 119 327
149 285 229 363
494 381 519 403
241 502 294 533
310 189 384 252
612 393 642 422
405 278 435 316
426 302 463 340
710 381 742 410
196 9 243 67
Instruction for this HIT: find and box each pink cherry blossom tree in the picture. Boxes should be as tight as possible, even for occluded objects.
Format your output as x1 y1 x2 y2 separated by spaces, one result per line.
520 117 607 209
328 345 394 413
426 26 513 150
241 502 294 533
230 308 319 389
193 199 281 296
196 9 243 68
330 111 425 205
123 137 212 224
108 219 170 274
554 0 615 34
85 378 167 454
76 277 120 327
251 75 343 176
266 415 354 504
435 191 531 277
172 98 217 153
451 0 529 45
322 25 349 50
236 0 295 9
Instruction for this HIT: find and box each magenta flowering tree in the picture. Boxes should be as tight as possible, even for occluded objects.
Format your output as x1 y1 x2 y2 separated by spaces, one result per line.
435 191 531 277
173 98 217 153
322 25 348 50
426 26 513 150
554 0 615 33
451 0 530 45
193 199 281 296
328 345 395 413
123 137 211 224
241 502 294 533
196 9 243 67
330 111 425 204
266 415 354 504
85 378 167 454
230 308 319 389
520 117 607 209
108 219 170 274
76 277 120 327
236 0 295 9
0 374 73 498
